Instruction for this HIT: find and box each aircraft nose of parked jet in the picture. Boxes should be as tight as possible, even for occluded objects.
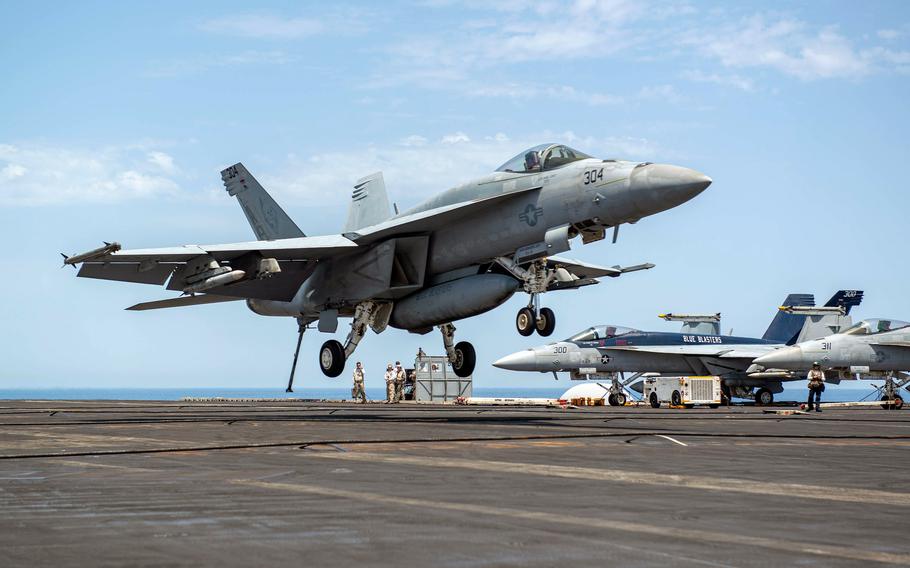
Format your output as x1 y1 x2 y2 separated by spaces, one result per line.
753 346 803 369
628 164 712 214
493 349 539 371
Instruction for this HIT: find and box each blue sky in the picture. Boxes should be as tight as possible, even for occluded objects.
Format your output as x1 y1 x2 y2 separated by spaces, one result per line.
2 1 909 389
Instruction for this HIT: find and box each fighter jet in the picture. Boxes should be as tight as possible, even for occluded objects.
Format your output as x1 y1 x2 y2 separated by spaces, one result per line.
753 317 910 407
493 291 862 405
63 144 710 388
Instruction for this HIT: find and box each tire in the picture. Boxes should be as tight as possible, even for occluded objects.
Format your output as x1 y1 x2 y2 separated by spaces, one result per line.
649 393 660 408
671 391 682 407
452 341 476 377
607 394 618 406
882 395 904 410
516 308 535 336
319 340 346 378
613 392 627 406
755 388 773 406
536 307 556 337
708 404 720 409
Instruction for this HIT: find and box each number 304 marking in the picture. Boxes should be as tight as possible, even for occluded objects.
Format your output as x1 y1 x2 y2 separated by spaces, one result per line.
583 168 604 185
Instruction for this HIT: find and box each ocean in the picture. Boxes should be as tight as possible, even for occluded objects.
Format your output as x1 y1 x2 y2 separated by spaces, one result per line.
0 382 895 402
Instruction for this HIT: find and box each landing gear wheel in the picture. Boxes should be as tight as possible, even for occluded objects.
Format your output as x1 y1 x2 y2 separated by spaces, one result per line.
319 340 345 378
754 388 773 406
671 390 682 407
516 308 535 337
608 394 618 406
613 392 627 406
649 393 660 408
451 341 476 377
882 395 904 410
535 307 556 337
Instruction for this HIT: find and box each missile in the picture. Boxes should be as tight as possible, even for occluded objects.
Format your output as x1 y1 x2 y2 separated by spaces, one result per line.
61 241 121 266
183 269 246 294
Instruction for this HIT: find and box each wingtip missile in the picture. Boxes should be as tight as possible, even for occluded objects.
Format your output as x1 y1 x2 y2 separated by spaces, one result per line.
62 241 122 266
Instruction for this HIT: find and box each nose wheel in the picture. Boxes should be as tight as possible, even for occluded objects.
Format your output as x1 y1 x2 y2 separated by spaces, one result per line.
515 306 555 337
319 339 345 377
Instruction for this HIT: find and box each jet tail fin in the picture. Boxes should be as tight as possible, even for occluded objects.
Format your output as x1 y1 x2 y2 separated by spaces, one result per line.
762 293 814 343
343 172 392 232
789 289 865 342
823 289 864 315
221 163 305 241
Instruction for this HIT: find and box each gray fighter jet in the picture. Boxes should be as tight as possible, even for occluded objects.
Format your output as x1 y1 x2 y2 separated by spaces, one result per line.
494 291 862 405
753 318 910 407
63 143 709 388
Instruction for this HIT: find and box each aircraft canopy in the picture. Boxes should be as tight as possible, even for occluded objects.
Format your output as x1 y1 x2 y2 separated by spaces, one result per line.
841 318 910 335
568 325 637 342
496 144 591 173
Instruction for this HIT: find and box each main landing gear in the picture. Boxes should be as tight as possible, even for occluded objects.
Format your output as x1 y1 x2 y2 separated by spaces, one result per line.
439 323 476 378
318 302 378 378
290 300 477 385
497 257 557 337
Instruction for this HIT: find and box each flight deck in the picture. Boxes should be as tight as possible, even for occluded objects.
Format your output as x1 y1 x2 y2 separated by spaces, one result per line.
1 400 908 567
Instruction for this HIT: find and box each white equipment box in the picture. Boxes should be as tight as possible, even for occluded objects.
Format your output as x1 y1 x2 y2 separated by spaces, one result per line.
643 376 721 408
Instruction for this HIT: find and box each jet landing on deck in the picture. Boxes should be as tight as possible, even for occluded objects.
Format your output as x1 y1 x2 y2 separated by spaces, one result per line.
64 143 709 389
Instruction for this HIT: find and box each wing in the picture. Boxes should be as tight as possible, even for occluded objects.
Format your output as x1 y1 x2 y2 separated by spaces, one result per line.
546 256 654 291
67 235 357 302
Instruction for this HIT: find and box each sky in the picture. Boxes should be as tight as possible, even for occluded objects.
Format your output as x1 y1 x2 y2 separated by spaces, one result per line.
1 0 909 390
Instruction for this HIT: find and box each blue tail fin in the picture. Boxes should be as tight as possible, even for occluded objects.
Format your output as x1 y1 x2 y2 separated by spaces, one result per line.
762 293 814 343
823 290 864 315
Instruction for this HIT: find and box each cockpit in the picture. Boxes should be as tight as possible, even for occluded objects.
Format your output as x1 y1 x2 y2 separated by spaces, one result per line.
496 144 592 173
841 318 910 336
568 325 638 342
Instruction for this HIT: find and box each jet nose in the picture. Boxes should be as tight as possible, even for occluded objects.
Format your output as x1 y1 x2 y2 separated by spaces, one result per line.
753 346 802 369
628 163 712 214
492 349 539 371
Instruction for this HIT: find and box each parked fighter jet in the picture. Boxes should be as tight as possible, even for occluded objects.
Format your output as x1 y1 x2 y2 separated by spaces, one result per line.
494 291 862 405
63 144 710 388
753 317 910 407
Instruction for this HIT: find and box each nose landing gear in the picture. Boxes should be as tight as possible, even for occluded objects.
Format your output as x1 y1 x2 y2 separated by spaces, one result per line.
498 257 558 338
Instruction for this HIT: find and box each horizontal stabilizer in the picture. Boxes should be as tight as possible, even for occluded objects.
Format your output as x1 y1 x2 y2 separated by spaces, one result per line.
126 295 242 311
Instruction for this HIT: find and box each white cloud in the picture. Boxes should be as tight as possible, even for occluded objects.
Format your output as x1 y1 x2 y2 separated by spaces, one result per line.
147 151 176 174
145 50 292 78
256 132 668 207
0 143 181 206
2 163 26 179
199 15 324 39
682 70 755 91
399 135 428 147
877 29 901 41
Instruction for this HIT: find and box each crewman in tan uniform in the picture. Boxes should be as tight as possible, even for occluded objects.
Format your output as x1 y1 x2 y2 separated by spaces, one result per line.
384 363 396 403
806 362 825 412
394 361 406 403
351 362 367 404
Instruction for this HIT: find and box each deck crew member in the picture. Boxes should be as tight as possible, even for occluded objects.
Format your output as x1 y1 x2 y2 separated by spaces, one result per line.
807 362 825 412
394 361 406 403
352 362 367 404
384 364 396 403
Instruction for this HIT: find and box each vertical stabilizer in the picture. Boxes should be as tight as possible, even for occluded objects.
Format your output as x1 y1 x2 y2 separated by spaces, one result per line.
791 289 865 342
762 293 814 343
343 172 392 232
221 163 305 241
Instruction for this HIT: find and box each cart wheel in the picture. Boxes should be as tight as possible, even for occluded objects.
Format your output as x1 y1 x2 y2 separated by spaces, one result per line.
649 393 660 408
708 404 720 409
671 391 681 407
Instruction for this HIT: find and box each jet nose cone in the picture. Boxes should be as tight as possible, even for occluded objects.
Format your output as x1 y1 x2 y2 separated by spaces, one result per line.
629 163 712 214
754 346 802 369
492 349 539 371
